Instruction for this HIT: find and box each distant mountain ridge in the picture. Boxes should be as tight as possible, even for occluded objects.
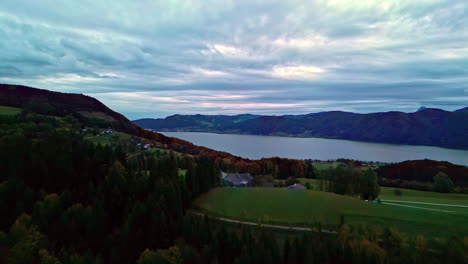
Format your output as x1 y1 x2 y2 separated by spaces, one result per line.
133 108 468 150
417 106 427 112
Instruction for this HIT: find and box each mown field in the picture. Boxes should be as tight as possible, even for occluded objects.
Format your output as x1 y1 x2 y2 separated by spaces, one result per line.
311 161 345 170
379 187 468 205
193 187 468 237
298 178 468 205
0 105 21 116
84 131 132 145
298 178 320 189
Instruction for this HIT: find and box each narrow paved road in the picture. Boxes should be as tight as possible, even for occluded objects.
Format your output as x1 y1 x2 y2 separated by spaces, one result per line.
190 198 468 233
189 211 337 234
382 200 468 208
382 202 455 213
217 216 337 233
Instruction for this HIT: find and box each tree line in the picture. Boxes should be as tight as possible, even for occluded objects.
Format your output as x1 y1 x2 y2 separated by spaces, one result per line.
317 166 380 200
138 215 467 264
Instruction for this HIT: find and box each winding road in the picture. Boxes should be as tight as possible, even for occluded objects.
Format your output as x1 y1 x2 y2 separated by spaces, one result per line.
188 210 337 234
381 200 468 208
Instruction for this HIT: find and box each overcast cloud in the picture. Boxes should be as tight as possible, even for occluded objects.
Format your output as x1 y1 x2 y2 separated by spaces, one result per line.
1 0 467 119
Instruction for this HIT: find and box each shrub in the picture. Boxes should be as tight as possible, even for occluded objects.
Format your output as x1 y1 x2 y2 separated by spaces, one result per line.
394 189 403 196
432 172 454 193
285 177 299 187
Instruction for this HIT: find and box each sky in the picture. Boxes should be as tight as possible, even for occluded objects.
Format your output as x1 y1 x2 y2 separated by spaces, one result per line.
1 0 468 119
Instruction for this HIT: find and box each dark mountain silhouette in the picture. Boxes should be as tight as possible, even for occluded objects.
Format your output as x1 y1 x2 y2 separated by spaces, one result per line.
134 107 468 150
417 106 427 112
134 114 259 131
454 107 468 113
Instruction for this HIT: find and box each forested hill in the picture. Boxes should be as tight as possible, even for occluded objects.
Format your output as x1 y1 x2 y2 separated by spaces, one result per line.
0 84 140 135
0 84 248 160
134 108 468 150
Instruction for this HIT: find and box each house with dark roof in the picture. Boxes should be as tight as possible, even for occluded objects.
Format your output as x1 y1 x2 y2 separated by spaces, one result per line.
220 171 253 187
287 183 306 190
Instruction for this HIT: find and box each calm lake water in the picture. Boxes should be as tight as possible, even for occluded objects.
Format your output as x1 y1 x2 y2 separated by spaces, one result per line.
160 132 468 166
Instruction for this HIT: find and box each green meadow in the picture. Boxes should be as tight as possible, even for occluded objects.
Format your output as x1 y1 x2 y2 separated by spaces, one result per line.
84 131 132 146
193 187 468 237
311 161 345 170
298 178 468 205
0 105 21 116
378 187 468 205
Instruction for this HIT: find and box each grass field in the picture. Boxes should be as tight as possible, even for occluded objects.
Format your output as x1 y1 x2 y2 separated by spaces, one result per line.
311 161 345 170
297 178 468 205
378 187 468 205
0 106 21 116
298 178 320 190
193 187 468 237
84 131 132 145
178 169 187 182
78 111 116 122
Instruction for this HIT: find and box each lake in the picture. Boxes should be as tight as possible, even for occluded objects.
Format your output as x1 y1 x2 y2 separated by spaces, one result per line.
160 132 468 166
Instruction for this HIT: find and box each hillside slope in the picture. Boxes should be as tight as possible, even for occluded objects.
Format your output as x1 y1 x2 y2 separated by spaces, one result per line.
0 84 140 135
0 84 244 160
134 108 468 149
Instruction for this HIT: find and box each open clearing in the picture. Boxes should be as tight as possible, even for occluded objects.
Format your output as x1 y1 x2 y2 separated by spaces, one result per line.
84 131 132 145
193 187 468 237
378 187 468 205
0 106 21 116
311 161 345 170
298 178 468 205
78 111 116 122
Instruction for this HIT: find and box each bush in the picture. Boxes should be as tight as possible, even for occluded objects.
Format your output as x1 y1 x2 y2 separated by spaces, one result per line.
285 177 299 187
394 189 403 196
0 231 8 246
432 172 454 193
379 178 432 191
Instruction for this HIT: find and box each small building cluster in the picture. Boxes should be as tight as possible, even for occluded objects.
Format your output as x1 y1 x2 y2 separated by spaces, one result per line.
136 143 152 150
287 183 306 190
101 128 113 135
220 171 253 187
362 163 379 169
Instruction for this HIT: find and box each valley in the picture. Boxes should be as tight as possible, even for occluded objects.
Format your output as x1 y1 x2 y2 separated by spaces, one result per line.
1 84 467 263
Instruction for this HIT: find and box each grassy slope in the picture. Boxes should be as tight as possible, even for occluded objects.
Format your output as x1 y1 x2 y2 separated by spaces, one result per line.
193 187 468 237
84 131 132 146
378 187 468 205
78 111 117 123
298 178 468 205
0 105 21 116
298 178 320 189
311 161 345 170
